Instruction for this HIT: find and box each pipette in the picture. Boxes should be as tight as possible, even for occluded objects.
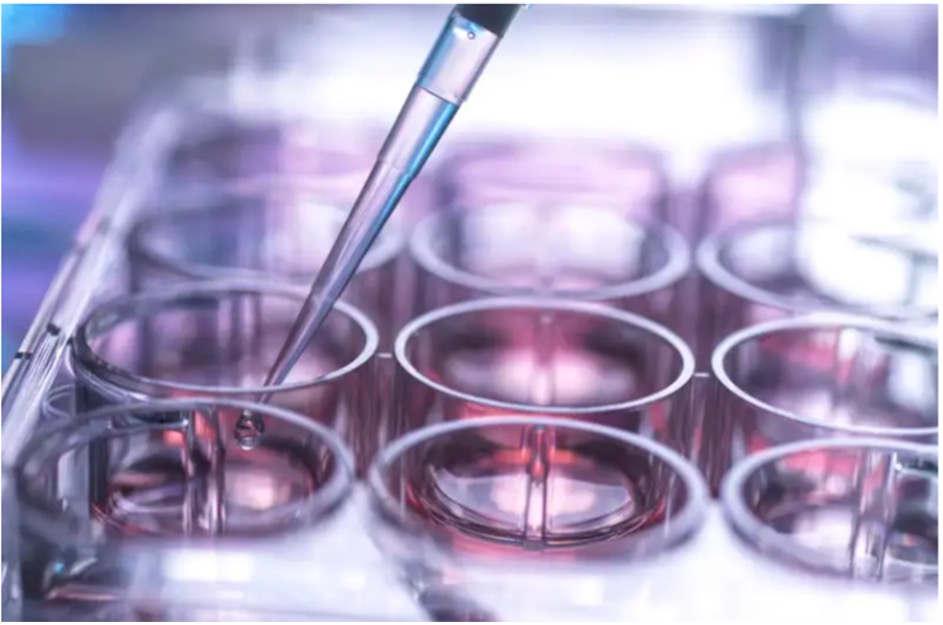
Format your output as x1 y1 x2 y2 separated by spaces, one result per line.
234 5 522 447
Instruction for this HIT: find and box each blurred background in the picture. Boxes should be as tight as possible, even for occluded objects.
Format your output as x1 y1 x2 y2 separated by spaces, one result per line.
1 3 938 370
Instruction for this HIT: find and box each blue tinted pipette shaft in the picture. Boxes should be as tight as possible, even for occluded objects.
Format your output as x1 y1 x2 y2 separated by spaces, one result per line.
260 5 522 395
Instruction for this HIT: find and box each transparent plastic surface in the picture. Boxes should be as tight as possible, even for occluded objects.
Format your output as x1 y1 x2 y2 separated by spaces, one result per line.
2 72 938 621
14 398 354 621
408 202 690 334
707 315 938 490
367 417 710 621
437 139 667 214
127 184 407 347
695 217 938 365
70 281 379 473
721 438 937 585
390 298 698 464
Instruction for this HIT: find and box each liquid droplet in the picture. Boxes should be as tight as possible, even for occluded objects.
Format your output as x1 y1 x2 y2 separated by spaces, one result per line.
234 411 265 450
466 31 476 40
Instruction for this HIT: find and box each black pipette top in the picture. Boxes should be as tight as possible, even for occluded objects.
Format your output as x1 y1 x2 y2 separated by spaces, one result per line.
455 4 521 37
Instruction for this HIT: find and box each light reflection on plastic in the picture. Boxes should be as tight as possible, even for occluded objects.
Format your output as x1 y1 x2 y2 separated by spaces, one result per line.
794 221 936 311
802 171 918 225
886 348 935 417
305 8 770 151
338 568 368 591
165 550 255 583
807 93 938 171
488 456 600 526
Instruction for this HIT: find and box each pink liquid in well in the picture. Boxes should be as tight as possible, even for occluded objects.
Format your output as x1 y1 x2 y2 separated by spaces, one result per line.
411 447 649 554
91 435 319 537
